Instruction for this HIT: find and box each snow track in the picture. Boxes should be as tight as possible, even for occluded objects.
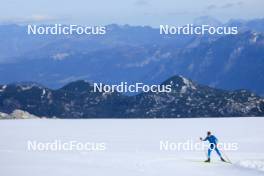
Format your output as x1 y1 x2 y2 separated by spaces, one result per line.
0 118 264 176
236 160 264 172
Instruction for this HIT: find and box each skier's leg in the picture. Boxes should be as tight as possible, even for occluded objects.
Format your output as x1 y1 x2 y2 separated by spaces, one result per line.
215 147 226 162
207 148 212 158
208 144 214 158
204 148 211 162
215 147 222 157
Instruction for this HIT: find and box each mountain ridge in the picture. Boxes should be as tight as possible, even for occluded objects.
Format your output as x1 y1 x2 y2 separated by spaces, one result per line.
1 75 263 118
1 18 264 95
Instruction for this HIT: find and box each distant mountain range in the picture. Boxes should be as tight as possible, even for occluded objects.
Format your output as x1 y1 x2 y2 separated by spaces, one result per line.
154 31 264 95
1 75 263 118
0 18 264 95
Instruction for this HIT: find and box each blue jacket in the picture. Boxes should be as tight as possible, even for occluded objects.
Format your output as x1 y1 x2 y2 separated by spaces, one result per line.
203 135 218 145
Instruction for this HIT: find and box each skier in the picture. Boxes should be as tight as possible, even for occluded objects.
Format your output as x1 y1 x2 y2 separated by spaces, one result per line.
200 131 226 163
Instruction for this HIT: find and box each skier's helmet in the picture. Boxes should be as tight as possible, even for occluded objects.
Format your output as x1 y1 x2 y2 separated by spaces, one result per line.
207 131 211 136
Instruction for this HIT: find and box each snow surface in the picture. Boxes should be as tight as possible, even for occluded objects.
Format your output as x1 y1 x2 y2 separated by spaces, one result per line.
0 118 264 176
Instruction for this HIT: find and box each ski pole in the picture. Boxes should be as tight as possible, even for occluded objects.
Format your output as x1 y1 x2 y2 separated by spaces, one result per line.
200 138 208 159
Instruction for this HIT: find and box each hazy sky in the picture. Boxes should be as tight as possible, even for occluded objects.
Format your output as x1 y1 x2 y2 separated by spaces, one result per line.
1 0 264 26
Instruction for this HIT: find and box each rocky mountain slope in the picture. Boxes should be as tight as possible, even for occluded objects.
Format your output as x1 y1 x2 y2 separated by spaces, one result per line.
0 109 41 119
0 76 263 118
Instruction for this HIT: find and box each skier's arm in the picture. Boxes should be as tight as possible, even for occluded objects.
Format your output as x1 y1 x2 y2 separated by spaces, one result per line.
199 136 208 141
